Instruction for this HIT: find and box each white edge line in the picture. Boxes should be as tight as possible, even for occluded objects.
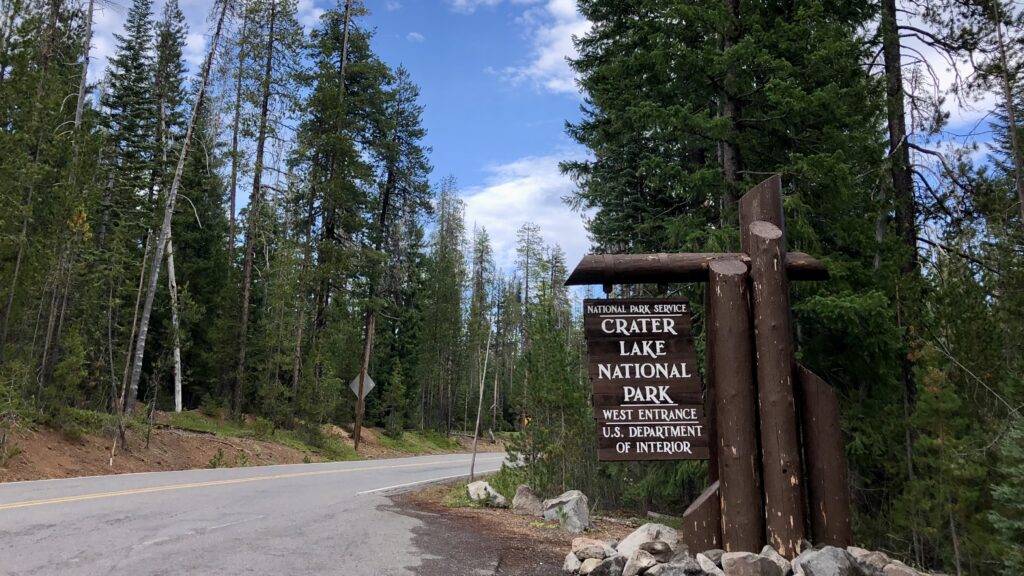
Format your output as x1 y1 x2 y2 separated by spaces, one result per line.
357 462 504 496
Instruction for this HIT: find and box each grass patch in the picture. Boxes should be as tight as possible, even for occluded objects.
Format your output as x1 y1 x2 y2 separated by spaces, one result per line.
378 430 462 454
168 411 250 437
443 482 482 509
168 411 362 462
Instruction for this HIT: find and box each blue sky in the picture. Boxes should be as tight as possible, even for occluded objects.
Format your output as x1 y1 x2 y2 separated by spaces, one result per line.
89 0 595 270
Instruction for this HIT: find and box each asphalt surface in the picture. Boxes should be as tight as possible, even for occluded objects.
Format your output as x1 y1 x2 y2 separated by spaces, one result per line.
0 452 506 575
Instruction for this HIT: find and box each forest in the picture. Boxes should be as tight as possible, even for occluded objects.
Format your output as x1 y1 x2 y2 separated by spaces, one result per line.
1 0 1023 574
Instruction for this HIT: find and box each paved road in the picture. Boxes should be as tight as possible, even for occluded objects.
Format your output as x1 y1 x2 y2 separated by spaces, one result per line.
0 452 506 575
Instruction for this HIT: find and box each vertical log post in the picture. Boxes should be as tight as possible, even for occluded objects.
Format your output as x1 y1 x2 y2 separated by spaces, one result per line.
799 366 853 546
739 175 785 254
749 220 806 558
708 259 764 552
704 286 719 484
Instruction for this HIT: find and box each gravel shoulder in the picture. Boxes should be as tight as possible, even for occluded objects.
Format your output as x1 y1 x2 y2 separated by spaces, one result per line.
390 483 635 576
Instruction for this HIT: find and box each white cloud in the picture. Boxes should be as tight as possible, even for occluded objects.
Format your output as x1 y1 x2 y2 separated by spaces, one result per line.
296 0 325 31
448 0 504 14
499 0 589 95
406 31 425 43
385 0 403 11
462 151 592 272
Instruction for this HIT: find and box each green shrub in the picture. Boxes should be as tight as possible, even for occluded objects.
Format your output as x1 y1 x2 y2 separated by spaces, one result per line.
251 417 274 440
207 448 226 468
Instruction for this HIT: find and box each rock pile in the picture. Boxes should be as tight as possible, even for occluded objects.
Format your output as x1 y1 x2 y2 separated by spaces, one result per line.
563 524 937 576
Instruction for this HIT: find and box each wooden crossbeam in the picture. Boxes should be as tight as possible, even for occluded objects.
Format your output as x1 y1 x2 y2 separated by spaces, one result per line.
564 251 828 286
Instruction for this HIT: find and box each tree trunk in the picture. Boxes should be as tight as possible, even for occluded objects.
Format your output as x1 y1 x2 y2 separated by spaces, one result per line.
236 0 277 418
123 0 231 417
993 9 1024 223
719 0 741 221
469 327 492 481
228 11 249 265
353 156 396 450
167 236 183 412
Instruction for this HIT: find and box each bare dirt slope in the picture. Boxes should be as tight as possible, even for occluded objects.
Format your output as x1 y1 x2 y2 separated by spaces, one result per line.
0 411 505 483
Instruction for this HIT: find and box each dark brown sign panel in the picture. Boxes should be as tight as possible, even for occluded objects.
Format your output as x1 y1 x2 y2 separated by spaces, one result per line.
584 298 708 461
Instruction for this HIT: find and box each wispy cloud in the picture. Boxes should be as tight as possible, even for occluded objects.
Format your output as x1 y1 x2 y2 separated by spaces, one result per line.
499 0 589 95
406 31 425 43
462 150 592 271
448 0 504 14
385 0 403 11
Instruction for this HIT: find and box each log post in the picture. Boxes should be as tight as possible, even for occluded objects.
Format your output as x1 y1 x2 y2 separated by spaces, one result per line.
739 175 785 254
748 220 806 558
704 286 719 484
798 366 853 547
708 259 764 552
681 480 722 553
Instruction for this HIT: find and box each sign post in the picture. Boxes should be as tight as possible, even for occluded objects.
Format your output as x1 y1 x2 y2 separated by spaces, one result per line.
569 176 853 558
584 298 709 461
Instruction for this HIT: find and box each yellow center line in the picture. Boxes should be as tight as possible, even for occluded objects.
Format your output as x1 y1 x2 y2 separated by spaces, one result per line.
0 456 505 512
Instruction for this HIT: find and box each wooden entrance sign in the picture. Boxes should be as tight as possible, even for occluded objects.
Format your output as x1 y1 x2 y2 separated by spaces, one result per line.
584 298 709 461
568 176 853 558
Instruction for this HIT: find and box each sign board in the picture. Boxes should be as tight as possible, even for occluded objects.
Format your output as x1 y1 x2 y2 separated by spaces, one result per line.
349 373 375 399
583 298 709 461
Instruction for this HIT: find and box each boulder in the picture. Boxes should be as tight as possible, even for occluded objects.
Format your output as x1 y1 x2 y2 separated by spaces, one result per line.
847 547 871 560
466 480 507 507
573 537 616 561
581 558 603 575
721 552 783 576
591 555 627 576
703 549 726 566
544 490 592 533
645 565 666 576
798 546 867 576
882 562 921 576
617 524 681 558
564 551 583 573
670 556 705 575
623 550 658 576
697 553 725 576
759 545 792 575
513 484 545 516
857 551 891 573
640 541 674 563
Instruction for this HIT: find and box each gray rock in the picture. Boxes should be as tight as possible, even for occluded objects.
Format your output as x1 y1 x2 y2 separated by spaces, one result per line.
640 541 674 563
617 524 681 558
644 559 701 576
591 555 627 576
847 547 871 560
882 562 920 576
581 558 603 575
623 550 658 576
466 480 508 507
513 484 545 516
721 552 783 576
857 551 891 572
573 537 615 561
672 556 705 574
759 545 792 575
698 553 725 576
565 551 583 573
703 549 725 566
800 546 867 576
544 490 592 533
645 565 666 576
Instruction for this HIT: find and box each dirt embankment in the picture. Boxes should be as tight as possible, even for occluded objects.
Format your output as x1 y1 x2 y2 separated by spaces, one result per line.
0 411 505 483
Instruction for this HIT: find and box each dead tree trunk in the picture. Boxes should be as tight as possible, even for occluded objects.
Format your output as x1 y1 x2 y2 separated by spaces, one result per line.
167 236 183 412
123 0 232 417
